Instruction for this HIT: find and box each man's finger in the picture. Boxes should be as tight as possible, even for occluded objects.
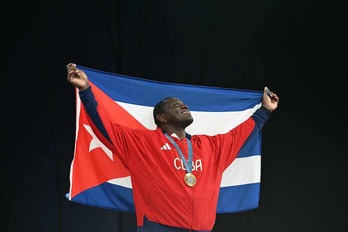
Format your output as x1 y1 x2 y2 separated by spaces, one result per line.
66 63 77 72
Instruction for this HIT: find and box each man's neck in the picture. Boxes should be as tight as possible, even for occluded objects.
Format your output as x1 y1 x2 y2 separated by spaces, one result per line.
161 127 186 140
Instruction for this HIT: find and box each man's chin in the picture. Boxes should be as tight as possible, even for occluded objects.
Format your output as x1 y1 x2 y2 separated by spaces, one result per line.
183 118 194 127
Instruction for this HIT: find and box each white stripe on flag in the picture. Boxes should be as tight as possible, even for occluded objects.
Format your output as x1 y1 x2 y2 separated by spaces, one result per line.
220 156 260 187
107 155 260 189
117 101 261 135
108 176 132 188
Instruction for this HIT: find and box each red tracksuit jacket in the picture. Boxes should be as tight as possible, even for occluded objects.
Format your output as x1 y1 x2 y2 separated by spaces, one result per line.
80 86 269 230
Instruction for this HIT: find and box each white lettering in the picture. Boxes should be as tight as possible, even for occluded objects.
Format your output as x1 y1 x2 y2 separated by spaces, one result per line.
193 159 203 171
174 158 182 169
173 158 203 171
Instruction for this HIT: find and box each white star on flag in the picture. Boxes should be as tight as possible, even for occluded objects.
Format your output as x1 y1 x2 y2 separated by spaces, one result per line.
83 124 113 160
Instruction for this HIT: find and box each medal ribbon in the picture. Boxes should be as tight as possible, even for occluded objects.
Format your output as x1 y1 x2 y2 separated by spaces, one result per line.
164 133 193 173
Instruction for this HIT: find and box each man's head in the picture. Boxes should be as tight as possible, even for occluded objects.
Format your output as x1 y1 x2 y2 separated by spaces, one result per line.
153 97 193 129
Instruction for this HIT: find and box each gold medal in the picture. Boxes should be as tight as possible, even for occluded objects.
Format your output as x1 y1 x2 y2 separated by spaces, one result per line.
184 173 196 187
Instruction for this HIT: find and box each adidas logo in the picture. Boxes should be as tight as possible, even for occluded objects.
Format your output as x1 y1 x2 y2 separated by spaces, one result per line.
160 143 171 150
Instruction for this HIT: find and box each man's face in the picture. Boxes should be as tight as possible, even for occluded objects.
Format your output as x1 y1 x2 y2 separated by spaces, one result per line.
162 97 193 127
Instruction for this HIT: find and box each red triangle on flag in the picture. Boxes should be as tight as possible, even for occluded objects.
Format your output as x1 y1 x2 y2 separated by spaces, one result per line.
70 82 146 198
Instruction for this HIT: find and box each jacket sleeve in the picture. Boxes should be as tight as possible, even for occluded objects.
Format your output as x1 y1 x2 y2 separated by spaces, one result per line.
244 106 271 147
251 106 271 131
79 86 112 142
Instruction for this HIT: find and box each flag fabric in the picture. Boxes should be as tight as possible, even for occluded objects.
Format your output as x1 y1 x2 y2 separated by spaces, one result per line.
66 66 264 213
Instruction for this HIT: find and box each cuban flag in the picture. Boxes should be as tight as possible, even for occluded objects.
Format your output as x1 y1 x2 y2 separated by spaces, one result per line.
66 65 264 213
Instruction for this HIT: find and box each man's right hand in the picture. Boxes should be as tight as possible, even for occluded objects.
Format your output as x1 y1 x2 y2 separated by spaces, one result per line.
66 63 90 91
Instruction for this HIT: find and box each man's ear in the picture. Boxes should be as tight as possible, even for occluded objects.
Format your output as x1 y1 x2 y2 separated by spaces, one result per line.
157 114 167 123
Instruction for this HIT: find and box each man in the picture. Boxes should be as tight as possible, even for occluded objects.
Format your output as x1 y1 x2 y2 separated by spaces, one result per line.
66 63 279 232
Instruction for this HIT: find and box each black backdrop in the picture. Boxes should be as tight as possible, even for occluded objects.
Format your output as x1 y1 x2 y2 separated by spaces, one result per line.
2 1 347 231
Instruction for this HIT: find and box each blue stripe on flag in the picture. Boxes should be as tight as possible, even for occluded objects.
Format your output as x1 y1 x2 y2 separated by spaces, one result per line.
80 66 262 112
217 183 260 213
70 183 260 213
237 131 261 158
71 183 135 213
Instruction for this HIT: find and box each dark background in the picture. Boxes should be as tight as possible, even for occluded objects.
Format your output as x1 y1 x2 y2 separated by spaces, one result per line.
2 0 347 231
